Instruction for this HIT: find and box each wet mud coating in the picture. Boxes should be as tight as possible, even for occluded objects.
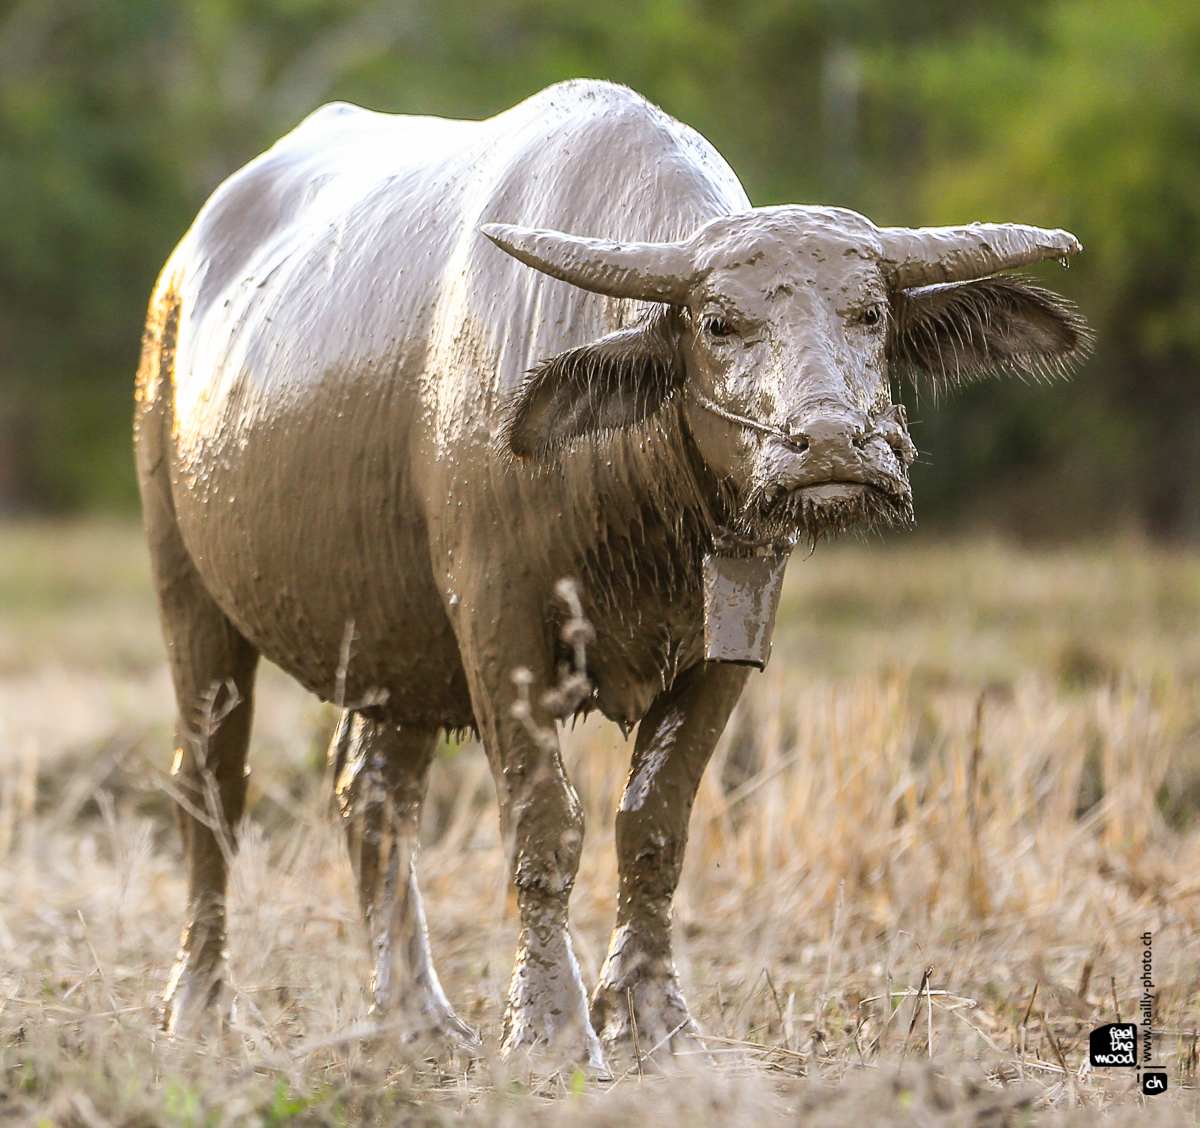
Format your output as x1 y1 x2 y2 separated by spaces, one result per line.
134 79 1089 1067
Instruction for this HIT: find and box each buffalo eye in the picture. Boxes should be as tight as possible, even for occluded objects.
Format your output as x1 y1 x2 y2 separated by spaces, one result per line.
703 315 736 339
859 305 885 328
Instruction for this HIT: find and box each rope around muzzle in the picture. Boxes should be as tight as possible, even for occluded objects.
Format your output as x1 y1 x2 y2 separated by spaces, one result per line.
682 386 916 555
683 386 799 445
683 385 914 462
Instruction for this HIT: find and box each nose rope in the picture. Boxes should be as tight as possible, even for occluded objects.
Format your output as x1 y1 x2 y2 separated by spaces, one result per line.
683 386 795 442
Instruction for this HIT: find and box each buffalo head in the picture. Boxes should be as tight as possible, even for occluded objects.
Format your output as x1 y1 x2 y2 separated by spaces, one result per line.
483 206 1088 542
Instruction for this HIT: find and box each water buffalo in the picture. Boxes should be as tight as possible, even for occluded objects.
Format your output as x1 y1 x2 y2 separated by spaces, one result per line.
135 79 1086 1067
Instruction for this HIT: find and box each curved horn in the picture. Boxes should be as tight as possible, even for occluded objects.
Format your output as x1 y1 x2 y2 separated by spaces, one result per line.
480 223 695 304
878 223 1083 289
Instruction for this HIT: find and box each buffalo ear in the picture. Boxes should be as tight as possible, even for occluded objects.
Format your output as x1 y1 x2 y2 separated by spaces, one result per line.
888 274 1091 393
499 309 685 461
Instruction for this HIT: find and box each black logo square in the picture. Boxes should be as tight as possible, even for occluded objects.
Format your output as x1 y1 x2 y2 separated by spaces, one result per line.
1142 1072 1168 1096
1089 1023 1138 1067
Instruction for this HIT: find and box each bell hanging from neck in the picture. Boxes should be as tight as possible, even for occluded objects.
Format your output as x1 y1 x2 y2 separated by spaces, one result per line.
701 550 791 669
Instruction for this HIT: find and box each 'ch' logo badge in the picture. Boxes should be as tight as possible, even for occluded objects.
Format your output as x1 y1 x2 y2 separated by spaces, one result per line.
1142 1072 1169 1096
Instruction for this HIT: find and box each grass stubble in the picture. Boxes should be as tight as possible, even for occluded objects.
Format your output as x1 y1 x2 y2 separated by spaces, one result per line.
0 521 1198 1125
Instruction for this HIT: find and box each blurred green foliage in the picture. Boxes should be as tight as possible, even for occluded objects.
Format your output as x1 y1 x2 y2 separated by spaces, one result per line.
0 0 1195 535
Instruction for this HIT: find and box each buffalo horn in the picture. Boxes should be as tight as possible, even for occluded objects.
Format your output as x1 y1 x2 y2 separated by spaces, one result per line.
878 223 1083 289
480 223 695 304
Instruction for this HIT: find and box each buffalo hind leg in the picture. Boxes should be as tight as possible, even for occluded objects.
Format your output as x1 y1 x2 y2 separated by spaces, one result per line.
331 710 476 1048
155 545 259 1036
591 661 749 1064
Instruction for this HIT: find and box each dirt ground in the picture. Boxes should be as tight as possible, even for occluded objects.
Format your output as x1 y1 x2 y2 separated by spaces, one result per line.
1 520 1197 1125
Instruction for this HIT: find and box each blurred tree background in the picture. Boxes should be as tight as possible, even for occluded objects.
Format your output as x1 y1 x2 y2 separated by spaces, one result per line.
0 0 1196 536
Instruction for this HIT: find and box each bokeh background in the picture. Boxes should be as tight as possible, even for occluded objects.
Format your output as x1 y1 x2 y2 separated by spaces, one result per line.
0 0 1197 536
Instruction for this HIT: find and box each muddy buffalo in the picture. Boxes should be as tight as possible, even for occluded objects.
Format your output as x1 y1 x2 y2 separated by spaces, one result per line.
135 79 1087 1067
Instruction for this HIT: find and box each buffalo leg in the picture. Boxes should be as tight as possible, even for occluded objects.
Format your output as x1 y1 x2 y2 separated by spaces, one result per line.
449 595 603 1069
151 527 259 1036
331 710 475 1045
591 661 749 1060
495 733 600 1068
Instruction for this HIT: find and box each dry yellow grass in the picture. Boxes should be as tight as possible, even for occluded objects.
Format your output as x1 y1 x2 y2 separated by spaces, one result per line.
1 520 1198 1125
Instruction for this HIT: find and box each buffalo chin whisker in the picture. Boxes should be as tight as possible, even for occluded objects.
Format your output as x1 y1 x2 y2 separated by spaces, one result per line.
736 480 914 543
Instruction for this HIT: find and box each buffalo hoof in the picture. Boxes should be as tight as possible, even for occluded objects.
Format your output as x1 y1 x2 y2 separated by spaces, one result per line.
381 1004 482 1062
160 929 230 1039
499 928 609 1075
161 977 224 1040
590 975 710 1069
500 1034 610 1082
358 1016 480 1072
500 1005 609 1077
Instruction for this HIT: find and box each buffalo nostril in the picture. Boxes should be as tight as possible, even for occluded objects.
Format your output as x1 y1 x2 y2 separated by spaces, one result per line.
785 433 809 453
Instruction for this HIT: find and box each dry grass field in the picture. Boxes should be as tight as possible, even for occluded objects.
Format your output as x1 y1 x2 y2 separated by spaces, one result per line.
1 520 1198 1125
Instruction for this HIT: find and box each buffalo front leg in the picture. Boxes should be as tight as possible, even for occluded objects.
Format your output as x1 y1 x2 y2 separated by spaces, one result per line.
591 661 749 1062
498 737 602 1070
331 710 476 1047
450 596 604 1071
